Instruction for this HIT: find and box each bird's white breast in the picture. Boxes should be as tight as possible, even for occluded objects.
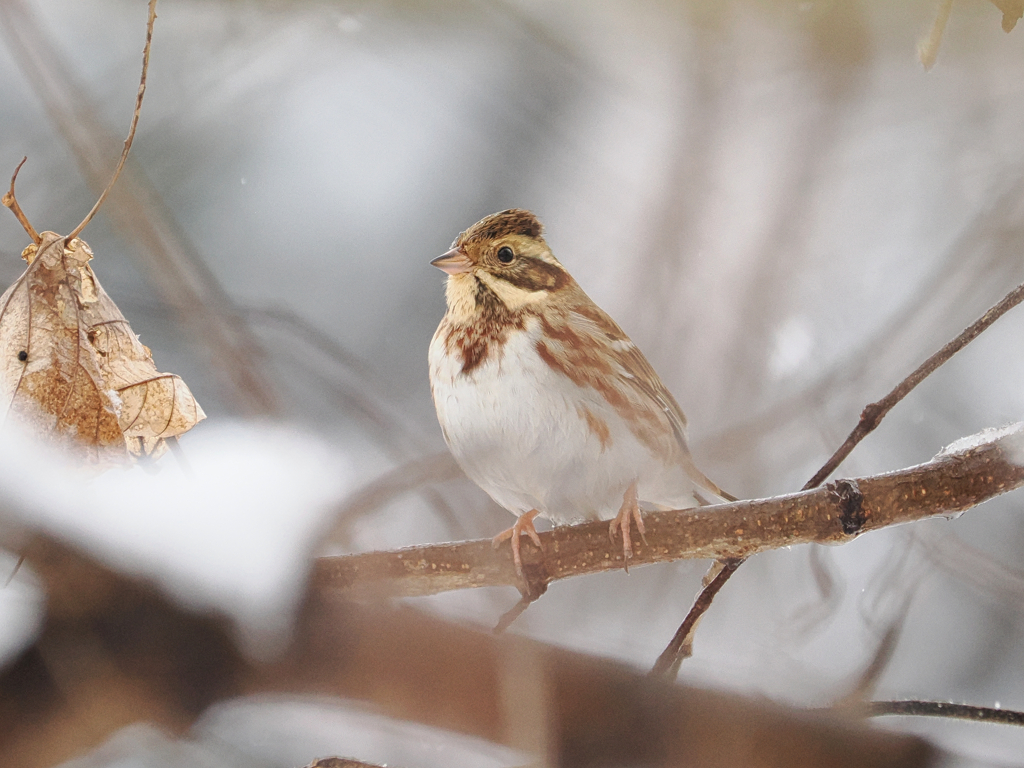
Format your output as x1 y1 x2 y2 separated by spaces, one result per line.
429 317 701 524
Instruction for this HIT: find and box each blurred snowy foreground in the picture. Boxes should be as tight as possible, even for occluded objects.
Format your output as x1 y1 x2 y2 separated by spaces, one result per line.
0 422 352 661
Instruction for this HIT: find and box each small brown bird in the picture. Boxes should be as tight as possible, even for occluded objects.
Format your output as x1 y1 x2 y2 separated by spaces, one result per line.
428 209 730 574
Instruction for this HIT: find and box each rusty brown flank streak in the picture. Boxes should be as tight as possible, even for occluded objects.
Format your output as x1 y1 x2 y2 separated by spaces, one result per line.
312 427 1024 600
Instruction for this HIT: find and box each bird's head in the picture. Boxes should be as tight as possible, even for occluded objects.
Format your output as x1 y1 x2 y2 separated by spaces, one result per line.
432 209 573 319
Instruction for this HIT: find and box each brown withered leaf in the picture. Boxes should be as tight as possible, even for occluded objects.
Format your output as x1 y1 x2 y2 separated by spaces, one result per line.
991 0 1024 31
0 231 205 463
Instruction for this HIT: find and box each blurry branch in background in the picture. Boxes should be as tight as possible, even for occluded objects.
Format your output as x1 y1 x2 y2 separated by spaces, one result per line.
0 535 936 768
918 526 1024 611
918 0 954 70
0 0 279 416
314 423 1024 600
919 0 1021 69
704 172 1024 474
245 306 469 540
322 451 464 546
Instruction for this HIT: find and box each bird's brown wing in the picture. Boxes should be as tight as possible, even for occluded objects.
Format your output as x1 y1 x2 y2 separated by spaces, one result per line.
535 286 733 503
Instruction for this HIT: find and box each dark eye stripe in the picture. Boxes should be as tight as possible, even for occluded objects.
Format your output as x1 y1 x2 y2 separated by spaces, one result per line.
494 259 569 292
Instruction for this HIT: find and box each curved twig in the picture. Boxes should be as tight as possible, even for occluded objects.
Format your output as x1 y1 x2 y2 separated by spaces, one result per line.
65 0 157 243
803 278 1024 490
1 157 40 243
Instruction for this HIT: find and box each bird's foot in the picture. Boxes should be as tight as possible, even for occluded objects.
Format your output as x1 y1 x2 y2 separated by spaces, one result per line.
609 481 646 572
493 509 543 577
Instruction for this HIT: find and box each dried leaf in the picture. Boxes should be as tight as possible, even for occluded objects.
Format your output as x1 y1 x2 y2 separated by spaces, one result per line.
0 231 205 463
991 0 1024 31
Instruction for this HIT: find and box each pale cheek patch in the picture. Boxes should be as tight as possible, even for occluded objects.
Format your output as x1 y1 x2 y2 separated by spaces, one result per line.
476 271 546 311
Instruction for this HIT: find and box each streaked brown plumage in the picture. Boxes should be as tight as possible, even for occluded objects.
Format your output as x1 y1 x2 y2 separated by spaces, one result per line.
428 209 730 574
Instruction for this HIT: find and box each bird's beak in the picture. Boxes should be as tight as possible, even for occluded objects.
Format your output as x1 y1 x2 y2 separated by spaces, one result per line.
431 247 473 275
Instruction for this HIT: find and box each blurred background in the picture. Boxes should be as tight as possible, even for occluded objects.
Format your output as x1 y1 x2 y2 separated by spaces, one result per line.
2 0 1024 765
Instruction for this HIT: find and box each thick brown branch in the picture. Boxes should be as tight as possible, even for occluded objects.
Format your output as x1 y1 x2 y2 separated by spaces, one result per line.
313 424 1024 600
1 537 937 768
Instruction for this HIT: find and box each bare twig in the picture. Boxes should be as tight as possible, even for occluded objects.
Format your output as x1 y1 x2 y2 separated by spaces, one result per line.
64 0 157 244
1 158 40 243
804 279 1024 490
323 452 464 546
867 700 1024 726
314 424 1024 600
654 275 1024 677
493 593 538 634
918 0 955 70
649 558 741 676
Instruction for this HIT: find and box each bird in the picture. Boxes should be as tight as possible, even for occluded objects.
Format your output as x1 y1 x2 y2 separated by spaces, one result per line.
428 209 731 575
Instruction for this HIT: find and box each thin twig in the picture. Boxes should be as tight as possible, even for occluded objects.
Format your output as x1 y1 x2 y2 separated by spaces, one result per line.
649 558 741 676
493 593 536 634
3 553 26 587
165 435 193 477
1 157 40 243
64 0 157 244
867 700 1024 726
803 278 1024 490
654 276 1024 678
323 453 464 546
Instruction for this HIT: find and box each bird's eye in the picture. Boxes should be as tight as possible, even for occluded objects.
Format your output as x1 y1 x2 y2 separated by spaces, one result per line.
497 246 515 264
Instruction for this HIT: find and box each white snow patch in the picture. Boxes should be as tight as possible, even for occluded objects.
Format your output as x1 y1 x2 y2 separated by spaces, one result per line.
0 421 352 659
936 422 1024 461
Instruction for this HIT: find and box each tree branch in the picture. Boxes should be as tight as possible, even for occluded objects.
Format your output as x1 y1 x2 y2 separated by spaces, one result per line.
0 535 938 768
313 423 1024 600
868 700 1024 726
